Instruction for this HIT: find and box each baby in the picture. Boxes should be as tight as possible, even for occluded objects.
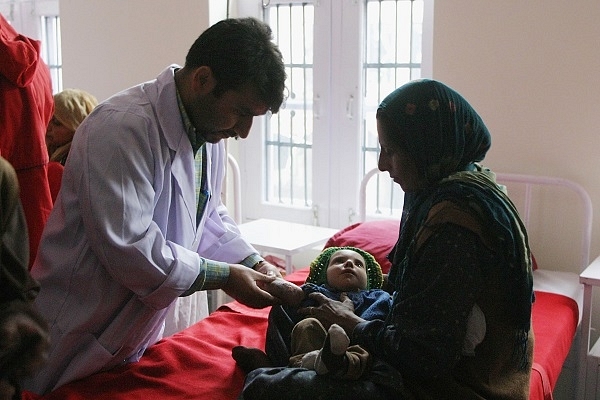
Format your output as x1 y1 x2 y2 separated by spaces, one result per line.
234 246 392 379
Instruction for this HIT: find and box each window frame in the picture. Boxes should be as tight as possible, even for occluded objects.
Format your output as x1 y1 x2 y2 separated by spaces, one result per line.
233 0 433 227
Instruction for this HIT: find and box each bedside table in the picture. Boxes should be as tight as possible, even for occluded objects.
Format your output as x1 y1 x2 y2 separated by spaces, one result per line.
238 218 338 275
579 255 600 399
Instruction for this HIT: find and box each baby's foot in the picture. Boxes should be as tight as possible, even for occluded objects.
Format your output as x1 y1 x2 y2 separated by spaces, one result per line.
315 324 350 376
327 324 350 355
232 346 272 373
300 350 321 371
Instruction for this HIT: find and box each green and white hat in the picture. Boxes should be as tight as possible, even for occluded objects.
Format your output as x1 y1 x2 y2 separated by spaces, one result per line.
305 246 383 289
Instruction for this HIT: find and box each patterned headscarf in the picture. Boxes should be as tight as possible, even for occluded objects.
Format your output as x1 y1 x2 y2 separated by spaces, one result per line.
305 246 383 290
377 79 490 186
379 80 533 369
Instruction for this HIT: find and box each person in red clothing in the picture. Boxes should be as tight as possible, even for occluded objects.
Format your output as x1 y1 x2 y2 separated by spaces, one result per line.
0 13 54 270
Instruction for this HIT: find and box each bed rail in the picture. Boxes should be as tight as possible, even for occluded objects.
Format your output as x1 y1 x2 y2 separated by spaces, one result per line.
495 172 593 269
359 168 593 270
226 153 242 224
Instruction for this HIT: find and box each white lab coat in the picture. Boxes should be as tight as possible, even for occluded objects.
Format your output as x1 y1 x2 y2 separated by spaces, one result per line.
27 66 258 394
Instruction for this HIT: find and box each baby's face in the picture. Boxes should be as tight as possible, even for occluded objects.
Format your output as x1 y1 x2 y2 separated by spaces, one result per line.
326 249 368 292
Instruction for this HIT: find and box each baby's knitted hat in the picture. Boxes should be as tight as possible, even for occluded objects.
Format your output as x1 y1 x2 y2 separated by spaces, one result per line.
305 246 383 290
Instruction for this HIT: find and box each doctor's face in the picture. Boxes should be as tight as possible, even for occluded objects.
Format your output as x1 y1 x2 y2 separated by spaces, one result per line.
189 83 269 144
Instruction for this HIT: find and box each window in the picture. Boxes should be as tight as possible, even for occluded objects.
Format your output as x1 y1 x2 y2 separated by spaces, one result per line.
362 0 424 219
237 0 430 227
40 15 62 93
263 3 314 208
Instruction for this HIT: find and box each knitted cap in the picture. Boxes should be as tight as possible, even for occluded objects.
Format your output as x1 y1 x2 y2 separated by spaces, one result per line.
53 88 98 132
306 246 383 289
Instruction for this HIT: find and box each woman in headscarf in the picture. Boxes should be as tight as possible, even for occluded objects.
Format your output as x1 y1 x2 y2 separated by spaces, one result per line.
240 80 534 399
46 89 98 165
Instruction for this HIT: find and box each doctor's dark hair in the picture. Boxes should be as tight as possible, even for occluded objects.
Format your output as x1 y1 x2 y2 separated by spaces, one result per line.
185 17 287 113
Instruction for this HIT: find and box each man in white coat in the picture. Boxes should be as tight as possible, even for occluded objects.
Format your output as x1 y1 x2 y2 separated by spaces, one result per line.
25 18 287 394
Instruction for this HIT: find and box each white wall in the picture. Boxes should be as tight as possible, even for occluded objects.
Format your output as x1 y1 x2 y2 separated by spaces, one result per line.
59 0 218 101
432 0 600 265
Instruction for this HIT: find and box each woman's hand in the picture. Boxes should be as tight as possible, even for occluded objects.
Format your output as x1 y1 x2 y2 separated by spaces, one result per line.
298 292 364 334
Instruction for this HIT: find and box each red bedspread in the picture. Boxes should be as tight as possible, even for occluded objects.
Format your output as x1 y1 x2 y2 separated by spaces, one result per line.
23 270 578 400
529 291 579 400
25 302 269 400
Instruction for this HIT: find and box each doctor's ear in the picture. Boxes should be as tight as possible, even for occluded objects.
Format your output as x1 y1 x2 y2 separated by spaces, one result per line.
192 66 216 94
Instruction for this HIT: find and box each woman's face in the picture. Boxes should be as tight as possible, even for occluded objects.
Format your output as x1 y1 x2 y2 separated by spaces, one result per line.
46 116 74 150
325 249 368 292
377 119 423 192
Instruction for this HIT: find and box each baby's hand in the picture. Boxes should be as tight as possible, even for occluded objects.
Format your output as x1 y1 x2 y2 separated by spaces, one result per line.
257 278 305 307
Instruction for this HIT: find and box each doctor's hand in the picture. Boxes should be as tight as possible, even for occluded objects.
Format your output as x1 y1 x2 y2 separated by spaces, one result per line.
222 264 278 309
252 260 284 279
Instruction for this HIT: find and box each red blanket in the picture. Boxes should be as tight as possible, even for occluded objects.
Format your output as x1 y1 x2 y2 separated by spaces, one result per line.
23 270 578 400
529 291 579 400
25 302 268 400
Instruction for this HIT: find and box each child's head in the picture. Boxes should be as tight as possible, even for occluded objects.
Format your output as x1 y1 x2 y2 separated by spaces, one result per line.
306 247 383 291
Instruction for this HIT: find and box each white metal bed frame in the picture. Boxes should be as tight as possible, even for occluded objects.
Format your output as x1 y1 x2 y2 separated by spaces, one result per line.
226 153 242 224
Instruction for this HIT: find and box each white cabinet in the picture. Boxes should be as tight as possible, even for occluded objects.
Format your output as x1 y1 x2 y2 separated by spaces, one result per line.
579 256 600 399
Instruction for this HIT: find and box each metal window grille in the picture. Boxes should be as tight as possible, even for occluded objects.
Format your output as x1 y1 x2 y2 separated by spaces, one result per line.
262 0 423 218
362 0 423 218
40 15 62 93
263 3 314 207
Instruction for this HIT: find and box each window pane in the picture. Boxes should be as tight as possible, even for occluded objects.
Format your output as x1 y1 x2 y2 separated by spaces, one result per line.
411 1 424 63
362 0 423 218
40 15 62 93
365 1 382 65
264 2 314 208
394 0 413 63
260 0 423 219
